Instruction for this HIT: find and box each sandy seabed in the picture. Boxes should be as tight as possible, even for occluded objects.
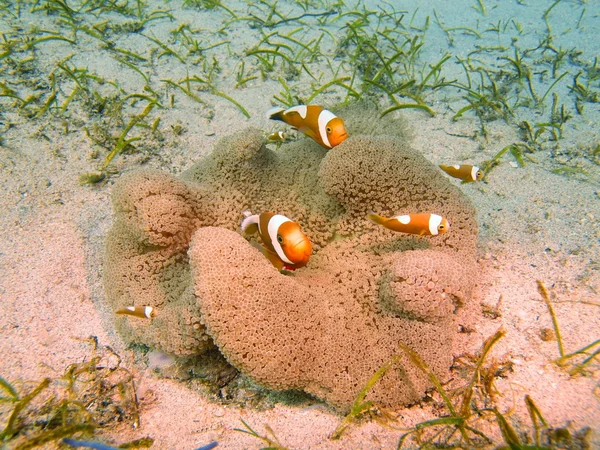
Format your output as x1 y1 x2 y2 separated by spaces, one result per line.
1 0 599 448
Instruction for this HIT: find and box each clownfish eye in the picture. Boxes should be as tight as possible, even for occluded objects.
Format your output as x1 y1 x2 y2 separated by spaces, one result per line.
439 224 445 229
476 171 483 179
326 126 332 133
277 235 284 243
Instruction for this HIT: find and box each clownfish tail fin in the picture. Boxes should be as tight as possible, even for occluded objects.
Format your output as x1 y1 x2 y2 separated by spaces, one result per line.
241 211 259 234
266 106 285 121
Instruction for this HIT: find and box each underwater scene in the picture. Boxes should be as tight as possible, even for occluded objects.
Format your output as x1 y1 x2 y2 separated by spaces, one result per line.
0 0 599 448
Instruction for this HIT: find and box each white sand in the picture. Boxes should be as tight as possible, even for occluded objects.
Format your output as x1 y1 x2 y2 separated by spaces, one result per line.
1 0 599 448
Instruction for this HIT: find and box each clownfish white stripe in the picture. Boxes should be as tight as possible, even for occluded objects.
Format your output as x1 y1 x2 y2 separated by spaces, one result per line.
287 105 308 119
428 214 443 236
394 215 411 225
317 109 336 149
267 214 294 265
241 211 313 271
452 164 461 170
470 165 479 181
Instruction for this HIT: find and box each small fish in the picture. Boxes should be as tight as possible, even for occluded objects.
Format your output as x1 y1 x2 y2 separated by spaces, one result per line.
367 212 450 236
266 130 291 149
63 437 216 450
267 130 289 143
115 305 155 319
266 104 348 149
195 443 218 450
241 211 312 271
439 164 483 182
62 438 120 450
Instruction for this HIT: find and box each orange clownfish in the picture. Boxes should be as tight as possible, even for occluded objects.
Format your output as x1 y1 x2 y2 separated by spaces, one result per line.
368 212 450 236
241 211 312 271
116 305 155 319
266 105 348 149
439 164 483 182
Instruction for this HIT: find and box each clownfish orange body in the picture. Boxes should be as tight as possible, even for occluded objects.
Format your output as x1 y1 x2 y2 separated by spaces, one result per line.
368 212 450 236
439 164 483 182
115 305 155 319
267 105 348 149
241 211 312 271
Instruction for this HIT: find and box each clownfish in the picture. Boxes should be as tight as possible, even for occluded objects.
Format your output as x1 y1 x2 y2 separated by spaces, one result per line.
266 130 291 149
266 105 348 149
267 130 289 143
367 212 450 236
115 306 155 319
439 164 483 182
241 211 312 271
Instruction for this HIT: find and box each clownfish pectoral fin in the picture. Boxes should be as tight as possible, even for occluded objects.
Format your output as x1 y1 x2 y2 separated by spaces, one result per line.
367 212 385 226
296 125 318 143
264 248 286 272
251 242 286 271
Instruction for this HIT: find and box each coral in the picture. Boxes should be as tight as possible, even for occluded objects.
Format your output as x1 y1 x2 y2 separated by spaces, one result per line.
379 249 474 322
318 134 478 248
189 227 455 411
104 107 478 411
104 171 215 355
179 127 343 249
334 100 415 141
